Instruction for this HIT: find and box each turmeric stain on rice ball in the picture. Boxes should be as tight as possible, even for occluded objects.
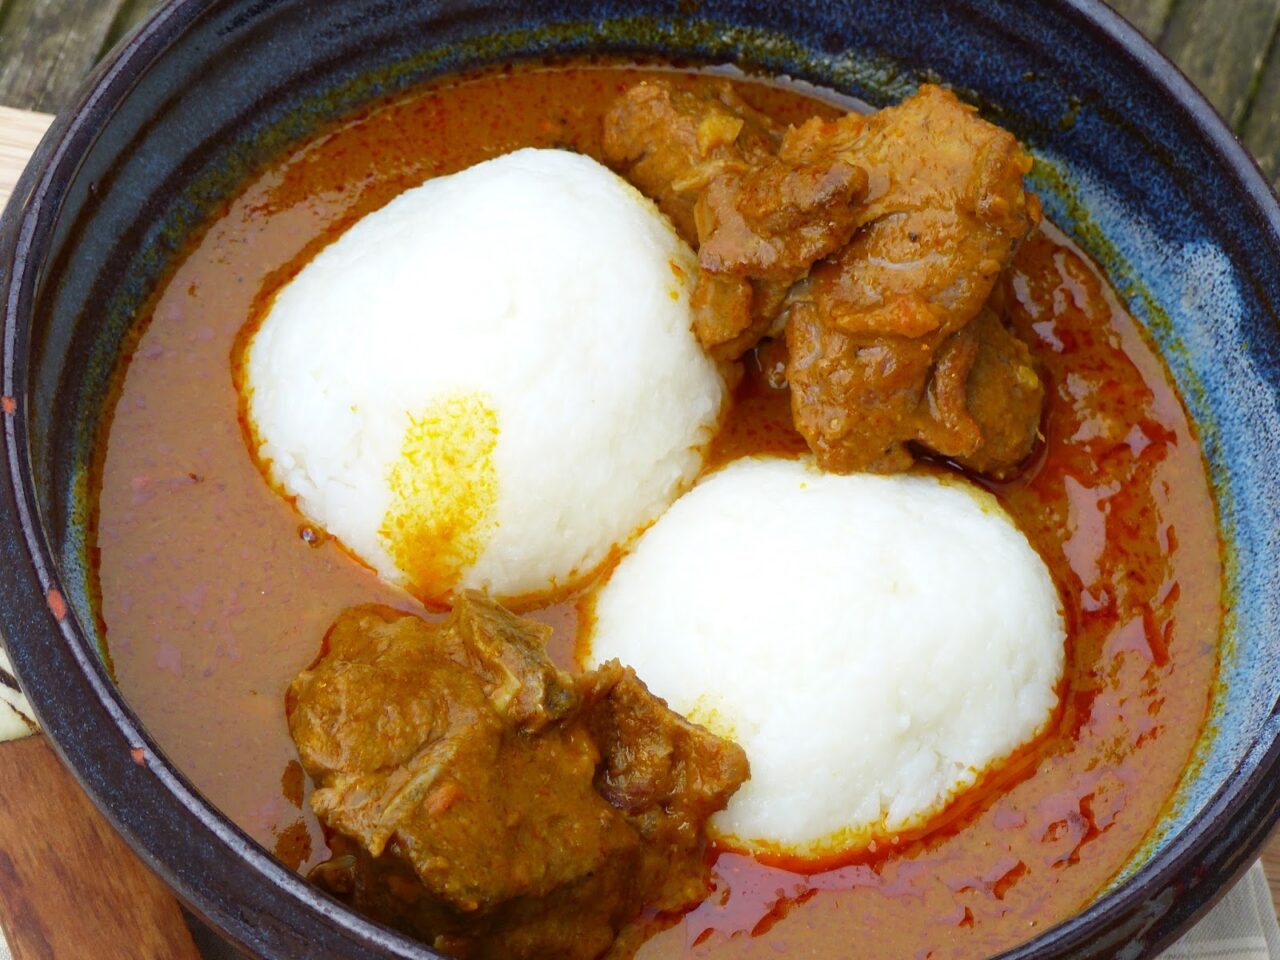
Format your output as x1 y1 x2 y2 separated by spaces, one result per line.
379 393 499 602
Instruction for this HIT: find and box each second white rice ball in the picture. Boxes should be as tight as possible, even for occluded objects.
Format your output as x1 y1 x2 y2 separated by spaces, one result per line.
585 457 1065 860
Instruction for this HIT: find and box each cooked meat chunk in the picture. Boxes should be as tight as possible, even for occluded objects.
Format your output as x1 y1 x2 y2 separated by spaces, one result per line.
608 80 1045 476
605 81 869 360
689 274 796 363
922 308 1045 477
787 299 1043 476
786 296 938 473
287 593 747 960
782 85 1039 340
603 80 780 245
693 144 868 279
783 86 1041 473
585 662 748 845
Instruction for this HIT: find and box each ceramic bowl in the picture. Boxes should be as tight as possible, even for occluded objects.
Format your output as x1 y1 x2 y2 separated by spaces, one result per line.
1 1 1278 957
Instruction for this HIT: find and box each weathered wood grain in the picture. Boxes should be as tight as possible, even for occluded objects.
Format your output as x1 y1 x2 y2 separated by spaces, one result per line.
0 735 202 960
1242 31 1280 186
1158 0 1280 128
0 104 49 210
1244 90 1280 182
0 0 132 113
100 0 167 59
1105 0 1178 40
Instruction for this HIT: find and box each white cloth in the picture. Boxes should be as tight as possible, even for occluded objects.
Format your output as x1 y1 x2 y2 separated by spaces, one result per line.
1164 862 1280 959
0 648 36 740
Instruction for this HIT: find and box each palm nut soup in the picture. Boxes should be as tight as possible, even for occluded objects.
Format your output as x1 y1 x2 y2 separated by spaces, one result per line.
93 63 1221 960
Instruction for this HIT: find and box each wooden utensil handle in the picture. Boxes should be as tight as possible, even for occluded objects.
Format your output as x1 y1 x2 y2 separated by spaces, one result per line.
0 734 203 959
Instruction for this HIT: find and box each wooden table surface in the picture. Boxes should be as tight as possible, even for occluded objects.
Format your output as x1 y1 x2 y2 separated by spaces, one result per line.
0 0 1278 948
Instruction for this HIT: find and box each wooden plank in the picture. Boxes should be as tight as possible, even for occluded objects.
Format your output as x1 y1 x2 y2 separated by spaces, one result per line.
1158 0 1280 129
0 104 51 210
100 0 167 61
0 735 202 960
0 0 131 113
1241 32 1280 186
1105 0 1178 41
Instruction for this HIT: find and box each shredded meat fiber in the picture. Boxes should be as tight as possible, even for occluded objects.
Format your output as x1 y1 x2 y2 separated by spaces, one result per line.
605 81 1045 476
287 593 748 960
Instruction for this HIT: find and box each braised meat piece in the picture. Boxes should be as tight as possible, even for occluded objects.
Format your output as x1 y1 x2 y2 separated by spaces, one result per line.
287 593 747 960
782 85 1042 473
786 297 938 473
603 80 781 245
786 299 1043 475
693 138 868 279
921 307 1045 477
583 664 749 906
781 85 1039 340
688 273 795 364
608 80 1045 477
605 81 868 360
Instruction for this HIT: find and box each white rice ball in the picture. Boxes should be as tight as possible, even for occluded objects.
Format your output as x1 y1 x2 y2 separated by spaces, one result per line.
585 457 1064 860
243 148 724 603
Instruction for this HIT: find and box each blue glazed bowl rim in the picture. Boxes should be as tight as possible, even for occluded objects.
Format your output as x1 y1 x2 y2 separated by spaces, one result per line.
1 1 1278 958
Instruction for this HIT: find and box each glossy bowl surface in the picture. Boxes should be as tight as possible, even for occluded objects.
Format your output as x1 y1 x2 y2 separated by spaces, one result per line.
1 1 1279 958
